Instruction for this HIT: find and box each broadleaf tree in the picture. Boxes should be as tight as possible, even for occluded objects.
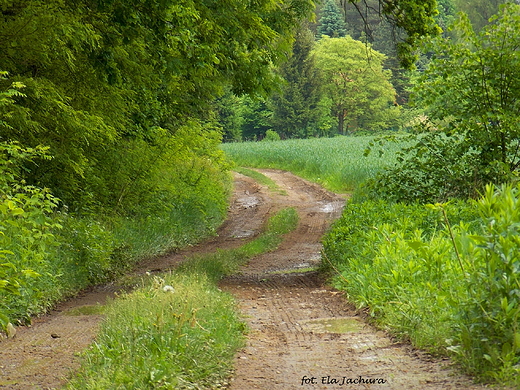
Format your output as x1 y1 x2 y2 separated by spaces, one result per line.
413 3 520 183
0 0 316 211
312 36 397 134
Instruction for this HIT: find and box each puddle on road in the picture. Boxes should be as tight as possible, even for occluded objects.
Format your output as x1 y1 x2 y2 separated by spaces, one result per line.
236 196 260 209
231 229 256 238
319 202 335 213
301 317 364 333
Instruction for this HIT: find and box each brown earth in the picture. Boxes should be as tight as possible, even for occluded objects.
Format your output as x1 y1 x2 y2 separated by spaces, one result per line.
0 169 491 390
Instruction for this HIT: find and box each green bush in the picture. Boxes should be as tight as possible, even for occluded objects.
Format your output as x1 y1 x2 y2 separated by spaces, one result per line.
323 186 520 386
0 142 62 327
449 185 520 383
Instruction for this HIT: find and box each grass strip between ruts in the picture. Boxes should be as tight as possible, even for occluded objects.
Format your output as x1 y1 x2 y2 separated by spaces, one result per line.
65 207 298 390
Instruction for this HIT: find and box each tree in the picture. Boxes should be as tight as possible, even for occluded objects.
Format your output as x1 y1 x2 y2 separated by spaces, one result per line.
340 0 442 68
270 25 326 138
312 36 397 134
413 3 520 181
453 0 510 31
0 0 315 211
364 3 520 204
239 97 273 141
317 0 348 37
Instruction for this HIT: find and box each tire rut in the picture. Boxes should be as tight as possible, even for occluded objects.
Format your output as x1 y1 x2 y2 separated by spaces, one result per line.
0 169 491 389
220 169 488 390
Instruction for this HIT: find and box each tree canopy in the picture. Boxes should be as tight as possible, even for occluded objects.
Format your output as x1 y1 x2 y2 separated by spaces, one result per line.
0 0 315 211
340 0 442 68
317 0 348 37
312 35 397 134
414 3 520 180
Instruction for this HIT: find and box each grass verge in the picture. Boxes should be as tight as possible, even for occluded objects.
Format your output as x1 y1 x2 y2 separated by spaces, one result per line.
66 207 299 390
234 167 286 195
323 188 520 387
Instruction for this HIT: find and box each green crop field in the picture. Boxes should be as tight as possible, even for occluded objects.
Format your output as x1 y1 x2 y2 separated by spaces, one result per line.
221 135 405 192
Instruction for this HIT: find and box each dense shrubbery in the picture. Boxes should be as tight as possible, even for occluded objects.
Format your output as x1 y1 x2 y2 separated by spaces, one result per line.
0 139 229 328
323 186 520 385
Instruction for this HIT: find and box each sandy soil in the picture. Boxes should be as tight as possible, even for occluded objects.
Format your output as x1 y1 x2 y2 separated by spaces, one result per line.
0 170 490 389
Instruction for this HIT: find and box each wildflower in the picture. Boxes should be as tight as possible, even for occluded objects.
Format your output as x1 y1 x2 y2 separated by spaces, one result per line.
163 285 175 293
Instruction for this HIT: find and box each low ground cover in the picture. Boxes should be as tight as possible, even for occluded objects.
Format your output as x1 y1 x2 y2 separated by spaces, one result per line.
323 187 520 386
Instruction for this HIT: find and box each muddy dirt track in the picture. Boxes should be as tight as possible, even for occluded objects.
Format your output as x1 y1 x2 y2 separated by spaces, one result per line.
0 170 490 389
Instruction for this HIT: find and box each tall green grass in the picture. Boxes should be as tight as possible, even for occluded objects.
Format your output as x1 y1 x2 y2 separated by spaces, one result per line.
67 273 244 390
221 135 405 192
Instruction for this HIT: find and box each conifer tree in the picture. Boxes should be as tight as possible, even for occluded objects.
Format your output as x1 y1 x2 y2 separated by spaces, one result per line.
317 0 348 38
270 26 324 138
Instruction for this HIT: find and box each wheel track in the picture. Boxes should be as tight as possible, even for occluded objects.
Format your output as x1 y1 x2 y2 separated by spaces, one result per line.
221 169 489 390
0 169 494 389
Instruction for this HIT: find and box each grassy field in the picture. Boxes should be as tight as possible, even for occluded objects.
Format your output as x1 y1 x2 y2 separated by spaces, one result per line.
221 135 405 192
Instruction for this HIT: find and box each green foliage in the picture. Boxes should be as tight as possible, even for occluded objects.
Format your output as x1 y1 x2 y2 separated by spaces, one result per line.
68 207 299 389
413 4 520 183
452 0 509 31
0 0 317 332
0 0 315 210
361 131 483 203
365 4 520 204
237 96 273 141
221 135 405 192
323 185 520 385
317 0 348 38
449 185 520 383
270 25 329 138
263 130 281 142
341 0 442 68
312 36 399 134
0 142 61 327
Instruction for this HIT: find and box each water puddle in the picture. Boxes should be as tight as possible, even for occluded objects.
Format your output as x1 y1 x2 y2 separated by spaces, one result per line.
236 196 260 209
301 317 364 333
231 229 255 238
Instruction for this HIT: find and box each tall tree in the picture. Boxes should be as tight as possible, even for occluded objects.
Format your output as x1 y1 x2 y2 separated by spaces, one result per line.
317 0 348 37
271 25 324 138
410 3 520 192
340 0 442 68
453 0 510 31
312 36 397 134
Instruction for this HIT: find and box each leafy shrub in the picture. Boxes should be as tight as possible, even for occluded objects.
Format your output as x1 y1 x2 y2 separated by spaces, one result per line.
360 131 490 204
449 185 520 383
0 142 62 327
323 187 520 386
263 129 281 142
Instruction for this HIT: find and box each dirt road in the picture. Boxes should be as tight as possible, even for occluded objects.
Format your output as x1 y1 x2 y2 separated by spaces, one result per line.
0 170 488 389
